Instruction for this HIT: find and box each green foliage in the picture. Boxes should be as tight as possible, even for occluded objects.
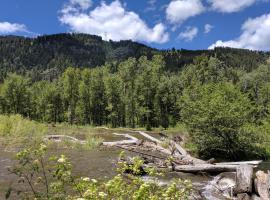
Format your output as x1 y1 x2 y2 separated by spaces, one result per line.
62 67 81 124
0 114 47 148
83 135 104 150
0 74 31 116
7 145 192 200
0 33 155 81
181 82 266 160
0 45 270 160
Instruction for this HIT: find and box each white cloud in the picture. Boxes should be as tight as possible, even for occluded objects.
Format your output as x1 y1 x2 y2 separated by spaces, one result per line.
145 0 157 12
59 0 169 43
209 13 270 50
204 24 213 33
207 0 256 13
70 0 92 10
166 0 205 24
62 0 92 14
178 26 198 41
0 22 27 34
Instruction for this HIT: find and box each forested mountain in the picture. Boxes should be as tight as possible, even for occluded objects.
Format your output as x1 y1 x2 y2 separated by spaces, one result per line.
0 33 269 81
1 33 270 159
0 33 156 81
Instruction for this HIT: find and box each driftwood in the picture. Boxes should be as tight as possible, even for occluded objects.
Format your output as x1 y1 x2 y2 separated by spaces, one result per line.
215 161 262 166
45 132 262 176
44 135 86 144
136 131 206 165
174 164 237 173
170 140 188 156
137 131 162 144
235 165 253 194
254 171 270 200
102 133 139 146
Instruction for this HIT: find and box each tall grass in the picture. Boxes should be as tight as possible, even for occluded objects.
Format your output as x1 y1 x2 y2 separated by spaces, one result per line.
0 115 47 148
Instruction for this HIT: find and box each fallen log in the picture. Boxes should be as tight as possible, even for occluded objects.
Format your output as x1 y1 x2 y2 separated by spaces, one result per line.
103 140 138 146
215 161 262 166
44 135 86 144
174 164 237 173
137 131 162 144
170 140 188 156
116 145 168 160
136 131 206 164
112 133 139 141
102 133 139 146
254 171 270 200
235 165 253 194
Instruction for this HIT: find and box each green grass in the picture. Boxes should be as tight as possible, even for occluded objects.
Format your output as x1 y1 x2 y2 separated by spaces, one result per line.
0 115 194 153
0 115 106 150
0 114 47 148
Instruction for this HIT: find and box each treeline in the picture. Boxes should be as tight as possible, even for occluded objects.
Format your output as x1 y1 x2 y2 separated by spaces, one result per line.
0 55 181 129
0 33 269 82
1 54 270 159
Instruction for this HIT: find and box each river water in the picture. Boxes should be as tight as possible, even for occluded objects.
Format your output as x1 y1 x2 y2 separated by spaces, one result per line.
1 145 269 199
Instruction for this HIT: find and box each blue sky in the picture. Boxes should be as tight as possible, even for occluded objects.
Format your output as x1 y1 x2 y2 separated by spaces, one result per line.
0 0 270 50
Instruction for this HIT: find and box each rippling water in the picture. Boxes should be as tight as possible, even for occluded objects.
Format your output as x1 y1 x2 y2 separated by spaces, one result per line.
1 146 269 200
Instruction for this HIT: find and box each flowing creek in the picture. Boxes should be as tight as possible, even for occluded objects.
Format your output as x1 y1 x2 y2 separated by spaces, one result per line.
1 132 270 199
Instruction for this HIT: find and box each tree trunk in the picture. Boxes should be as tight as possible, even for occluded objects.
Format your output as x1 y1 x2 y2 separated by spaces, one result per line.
235 164 253 194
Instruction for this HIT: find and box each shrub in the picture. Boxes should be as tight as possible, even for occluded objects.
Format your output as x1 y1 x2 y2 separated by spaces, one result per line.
181 83 266 160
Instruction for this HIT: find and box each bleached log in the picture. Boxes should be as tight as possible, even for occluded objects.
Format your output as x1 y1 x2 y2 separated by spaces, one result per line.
137 131 207 164
102 133 139 146
103 140 138 146
137 131 162 144
44 135 86 144
174 164 237 173
235 165 253 194
215 161 262 166
254 171 270 200
112 133 139 141
170 140 188 156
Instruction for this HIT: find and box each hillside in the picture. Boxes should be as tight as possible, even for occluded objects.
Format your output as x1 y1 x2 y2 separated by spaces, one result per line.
0 33 269 80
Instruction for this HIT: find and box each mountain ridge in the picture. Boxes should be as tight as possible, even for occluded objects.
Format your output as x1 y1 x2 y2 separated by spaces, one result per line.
0 33 269 80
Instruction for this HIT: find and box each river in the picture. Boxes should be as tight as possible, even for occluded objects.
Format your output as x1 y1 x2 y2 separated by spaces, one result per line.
1 146 269 199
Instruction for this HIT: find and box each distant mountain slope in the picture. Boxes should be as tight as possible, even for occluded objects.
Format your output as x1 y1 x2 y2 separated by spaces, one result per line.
0 33 269 80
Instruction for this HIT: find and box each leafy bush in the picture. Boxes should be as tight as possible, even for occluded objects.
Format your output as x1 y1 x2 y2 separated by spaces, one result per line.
7 144 192 200
181 83 267 160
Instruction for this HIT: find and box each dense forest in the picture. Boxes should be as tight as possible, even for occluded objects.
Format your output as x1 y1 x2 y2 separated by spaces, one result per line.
0 33 269 81
1 33 270 159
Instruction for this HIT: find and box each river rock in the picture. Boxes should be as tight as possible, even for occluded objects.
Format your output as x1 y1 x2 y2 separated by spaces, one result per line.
202 174 233 200
237 193 251 200
215 172 235 198
251 194 261 200
254 171 270 200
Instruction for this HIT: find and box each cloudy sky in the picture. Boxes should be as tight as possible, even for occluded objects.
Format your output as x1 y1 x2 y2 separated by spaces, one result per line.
1 0 270 50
